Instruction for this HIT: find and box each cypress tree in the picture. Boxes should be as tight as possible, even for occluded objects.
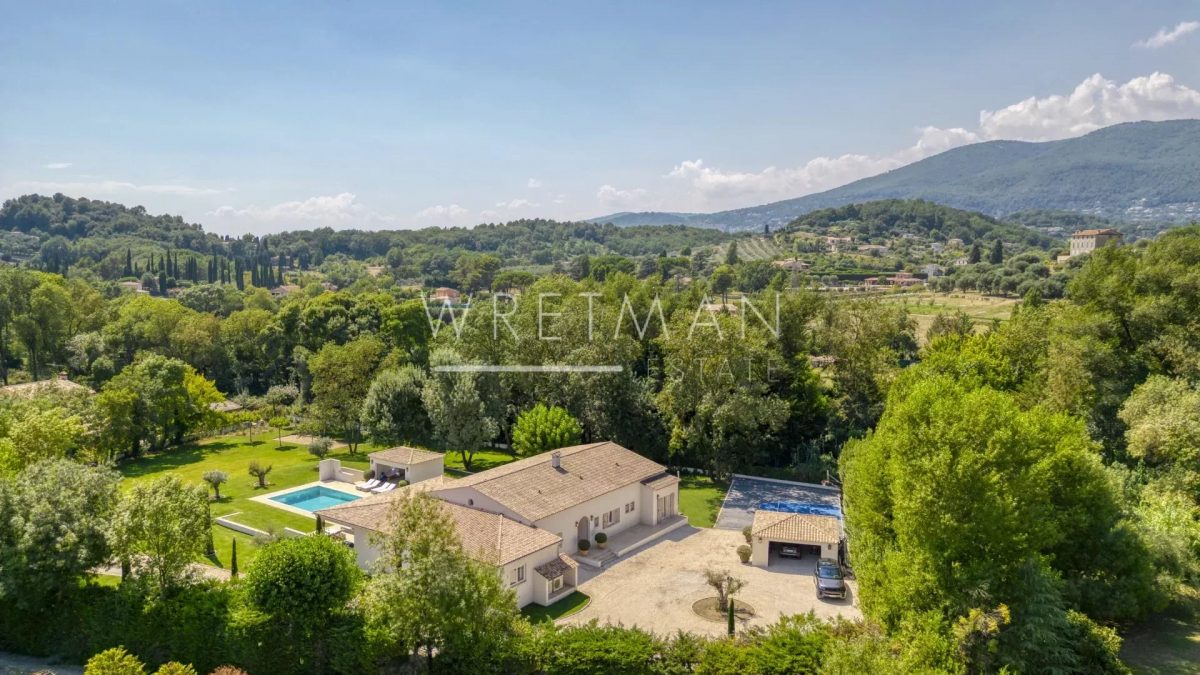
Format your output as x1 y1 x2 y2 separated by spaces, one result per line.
727 598 735 635
230 539 238 578
989 239 1004 264
124 248 133 277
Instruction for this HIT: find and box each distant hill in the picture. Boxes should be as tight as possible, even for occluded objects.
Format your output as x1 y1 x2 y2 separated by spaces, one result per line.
591 119 1200 230
588 211 706 227
784 200 1060 249
0 194 731 278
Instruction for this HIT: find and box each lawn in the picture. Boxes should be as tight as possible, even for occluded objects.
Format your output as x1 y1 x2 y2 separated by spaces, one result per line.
880 292 1019 344
119 431 382 570
521 591 590 624
678 475 729 528
1121 589 1200 674
881 292 1019 321
444 448 519 474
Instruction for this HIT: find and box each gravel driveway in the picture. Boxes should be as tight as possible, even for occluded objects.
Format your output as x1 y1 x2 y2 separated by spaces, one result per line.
561 526 859 636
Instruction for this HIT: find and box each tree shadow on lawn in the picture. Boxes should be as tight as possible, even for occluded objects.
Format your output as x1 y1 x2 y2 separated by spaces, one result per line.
119 439 298 479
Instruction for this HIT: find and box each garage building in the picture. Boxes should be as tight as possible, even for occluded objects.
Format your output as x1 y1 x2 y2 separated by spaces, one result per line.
750 510 841 567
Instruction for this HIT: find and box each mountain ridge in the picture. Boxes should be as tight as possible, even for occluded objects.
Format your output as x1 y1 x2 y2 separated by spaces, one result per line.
590 119 1200 230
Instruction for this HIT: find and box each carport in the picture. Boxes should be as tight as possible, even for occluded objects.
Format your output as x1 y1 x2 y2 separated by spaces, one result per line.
750 510 841 568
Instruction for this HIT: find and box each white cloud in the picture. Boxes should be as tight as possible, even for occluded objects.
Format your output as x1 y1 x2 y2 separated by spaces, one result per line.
495 198 538 209
212 192 385 227
1134 21 1200 49
415 203 469 221
552 194 566 205
12 179 226 196
526 178 543 189
976 72 1200 141
665 72 1200 208
44 162 72 170
596 184 649 208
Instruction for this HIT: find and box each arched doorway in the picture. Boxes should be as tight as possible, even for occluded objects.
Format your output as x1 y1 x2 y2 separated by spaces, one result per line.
576 516 590 548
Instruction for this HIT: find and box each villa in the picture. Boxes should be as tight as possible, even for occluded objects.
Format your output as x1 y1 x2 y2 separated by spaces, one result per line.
1068 228 1123 258
317 441 685 607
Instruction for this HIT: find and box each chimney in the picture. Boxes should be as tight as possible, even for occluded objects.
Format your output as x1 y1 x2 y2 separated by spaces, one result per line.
550 451 561 469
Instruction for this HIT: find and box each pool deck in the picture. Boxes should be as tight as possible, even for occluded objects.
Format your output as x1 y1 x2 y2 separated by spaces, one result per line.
250 480 363 518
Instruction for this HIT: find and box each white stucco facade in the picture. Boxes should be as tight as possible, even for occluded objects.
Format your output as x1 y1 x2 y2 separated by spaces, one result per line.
370 455 444 485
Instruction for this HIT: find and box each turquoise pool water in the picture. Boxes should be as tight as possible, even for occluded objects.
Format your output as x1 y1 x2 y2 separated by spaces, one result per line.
270 486 361 513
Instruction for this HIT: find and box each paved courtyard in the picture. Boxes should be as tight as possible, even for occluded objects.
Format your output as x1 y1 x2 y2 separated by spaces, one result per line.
561 526 859 637
715 475 842 531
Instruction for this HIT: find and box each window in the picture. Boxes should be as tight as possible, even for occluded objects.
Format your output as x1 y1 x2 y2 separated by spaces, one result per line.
624 501 635 514
511 564 525 586
552 576 563 591
602 507 620 528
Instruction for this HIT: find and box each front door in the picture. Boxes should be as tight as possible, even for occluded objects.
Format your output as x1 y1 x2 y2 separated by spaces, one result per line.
576 516 590 549
656 493 677 523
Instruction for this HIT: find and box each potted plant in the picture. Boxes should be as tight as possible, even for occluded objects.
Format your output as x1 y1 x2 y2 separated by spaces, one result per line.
578 539 591 556
594 532 608 550
737 544 752 564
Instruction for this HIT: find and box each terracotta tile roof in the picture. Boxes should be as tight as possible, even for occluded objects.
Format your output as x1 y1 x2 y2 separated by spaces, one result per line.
441 501 561 565
208 400 243 413
317 476 559 566
641 472 679 490
534 553 578 579
0 377 92 399
370 446 443 466
317 476 450 528
434 442 668 522
751 511 841 545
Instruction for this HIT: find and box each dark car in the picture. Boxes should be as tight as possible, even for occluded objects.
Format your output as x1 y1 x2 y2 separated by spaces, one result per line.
779 544 802 559
814 559 846 600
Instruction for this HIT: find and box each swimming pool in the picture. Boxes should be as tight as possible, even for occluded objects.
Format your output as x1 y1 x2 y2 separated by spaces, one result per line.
269 485 361 513
758 501 841 518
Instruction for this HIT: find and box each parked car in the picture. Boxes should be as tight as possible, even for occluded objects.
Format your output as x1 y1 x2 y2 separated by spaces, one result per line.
779 544 802 559
814 559 846 600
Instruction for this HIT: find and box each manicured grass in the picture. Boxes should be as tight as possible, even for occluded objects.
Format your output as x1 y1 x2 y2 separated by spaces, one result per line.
86 573 122 588
443 448 519 474
1121 588 1200 674
521 591 590 624
119 432 377 569
678 475 728 528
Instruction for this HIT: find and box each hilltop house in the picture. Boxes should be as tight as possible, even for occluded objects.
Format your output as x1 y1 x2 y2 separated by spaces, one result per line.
318 441 683 607
429 287 461 303
0 372 93 399
1068 228 1123 258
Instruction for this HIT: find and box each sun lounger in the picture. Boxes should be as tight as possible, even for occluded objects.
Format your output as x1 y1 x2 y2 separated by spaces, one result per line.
371 482 397 494
356 478 381 491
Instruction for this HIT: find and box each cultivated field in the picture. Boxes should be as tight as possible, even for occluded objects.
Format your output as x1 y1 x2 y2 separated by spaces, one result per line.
880 292 1019 342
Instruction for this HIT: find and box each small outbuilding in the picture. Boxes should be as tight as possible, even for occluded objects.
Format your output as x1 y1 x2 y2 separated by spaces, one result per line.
369 446 445 484
750 510 841 567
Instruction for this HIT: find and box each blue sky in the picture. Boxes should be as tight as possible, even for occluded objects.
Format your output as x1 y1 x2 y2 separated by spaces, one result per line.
2 1 1200 234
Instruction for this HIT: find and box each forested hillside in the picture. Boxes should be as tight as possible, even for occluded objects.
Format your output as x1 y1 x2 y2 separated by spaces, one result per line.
0 194 731 283
594 119 1200 229
784 199 1059 248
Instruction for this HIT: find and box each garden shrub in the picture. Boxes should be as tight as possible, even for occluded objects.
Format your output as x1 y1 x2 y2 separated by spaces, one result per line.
737 545 751 564
85 647 146 675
